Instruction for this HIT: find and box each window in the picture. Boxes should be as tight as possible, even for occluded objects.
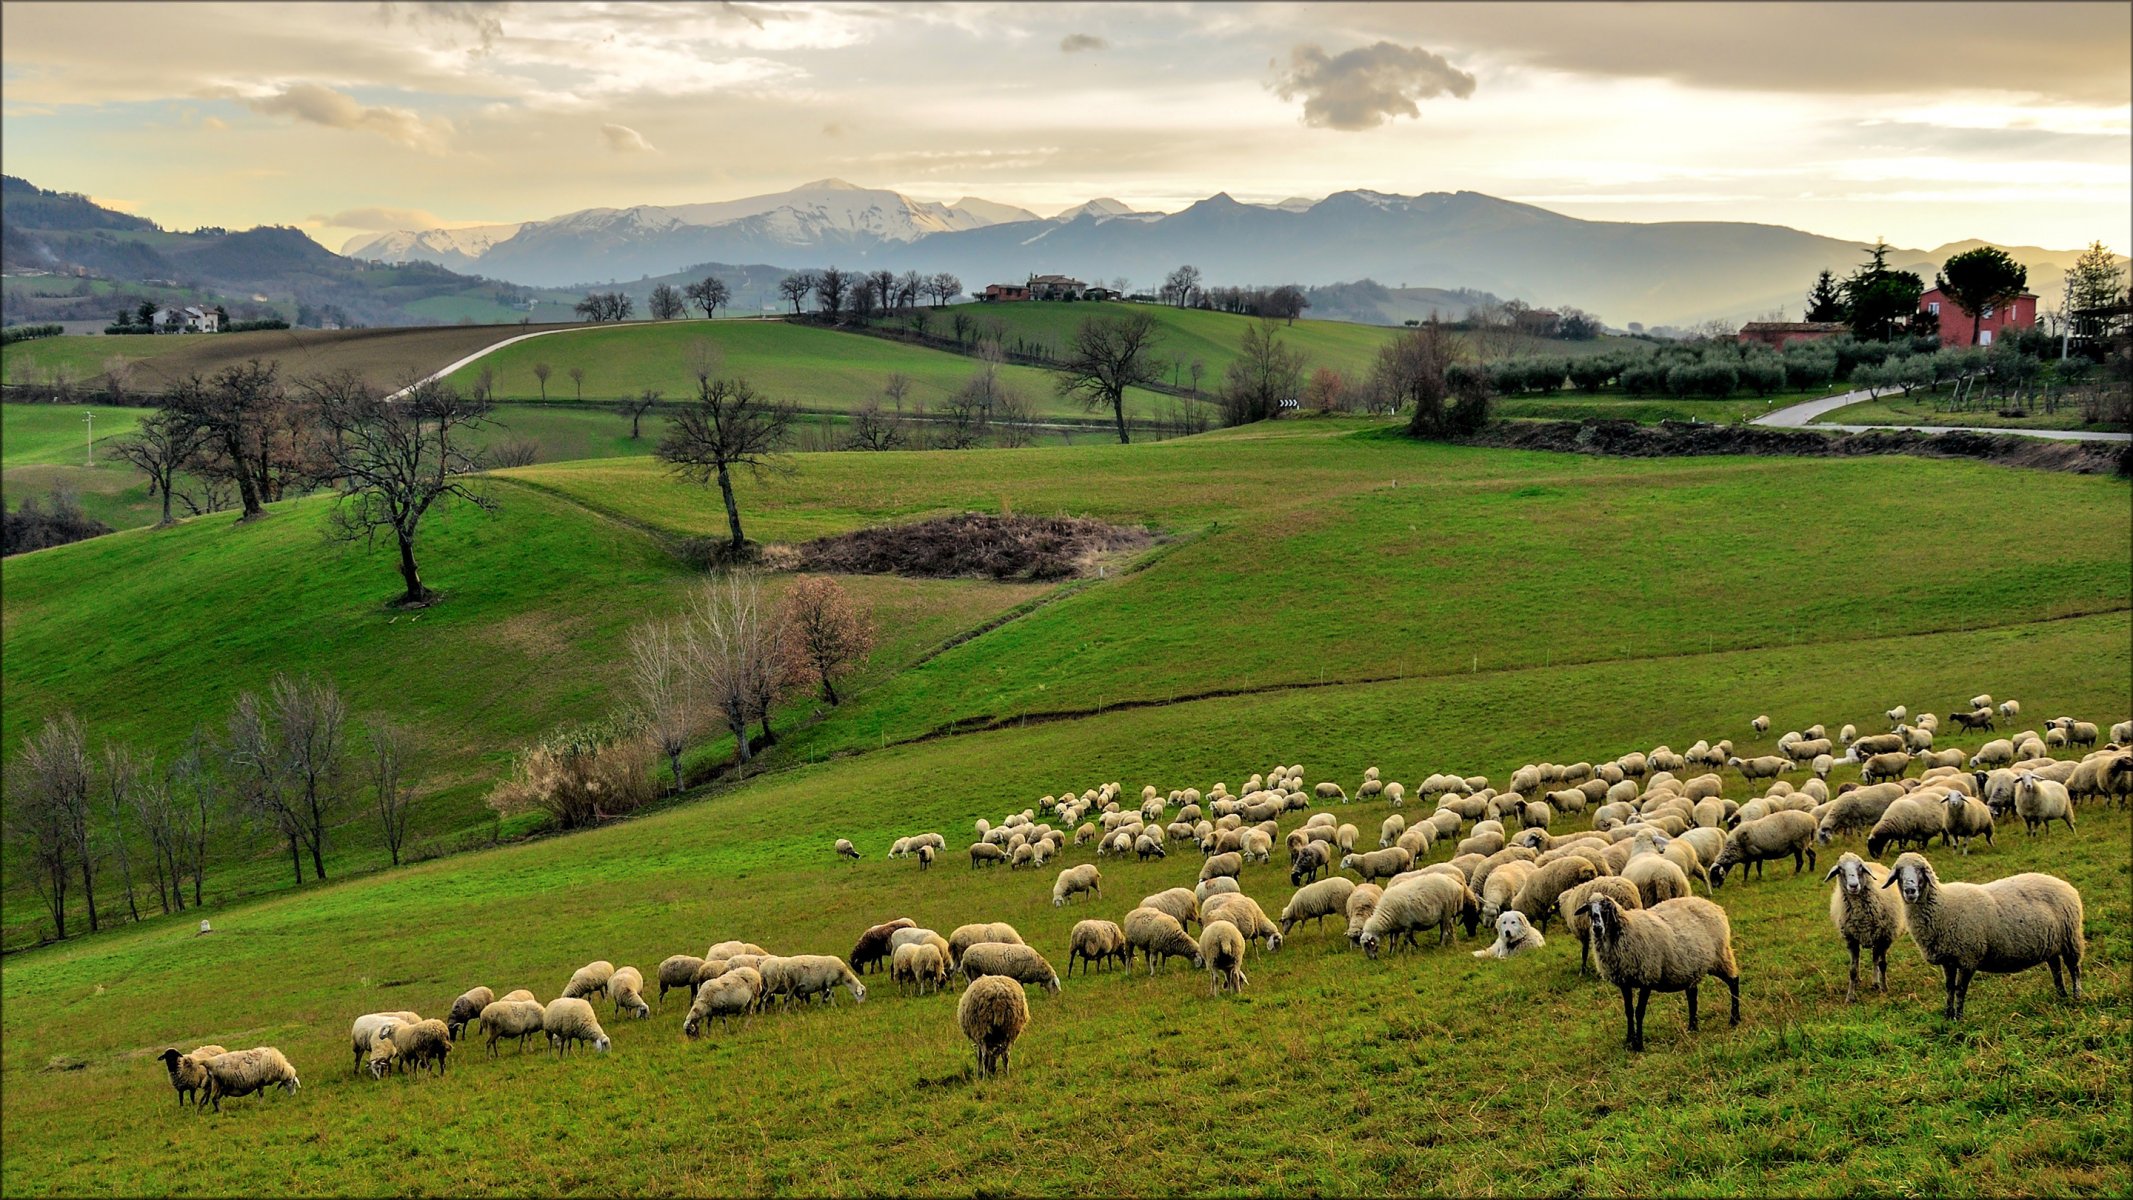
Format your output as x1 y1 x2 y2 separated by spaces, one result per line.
1980 329 1994 346
1928 301 1940 315
1982 304 1995 319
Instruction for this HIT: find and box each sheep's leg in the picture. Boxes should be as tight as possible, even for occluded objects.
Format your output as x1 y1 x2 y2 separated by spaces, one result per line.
1633 988 1651 1051
1845 941 1861 1003
1872 943 1889 993
1579 936 1590 977
2047 957 2066 996
1686 985 1700 1032
1618 985 1638 1050
1724 972 1741 1025
1954 968 1975 1019
1940 963 1960 1019
2067 955 2082 1000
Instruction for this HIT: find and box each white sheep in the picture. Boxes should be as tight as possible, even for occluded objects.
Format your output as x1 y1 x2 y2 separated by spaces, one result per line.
1824 852 1906 1001
542 997 611 1056
199 1047 301 1112
958 975 1029 1079
759 955 869 1006
1883 852 2085 1019
2013 773 2075 837
562 960 614 1001
958 943 1061 994
1051 863 1103 907
1280 876 1357 936
685 967 763 1034
477 999 547 1056
1123 906 1204 974
1199 919 1249 996
1583 894 1741 1051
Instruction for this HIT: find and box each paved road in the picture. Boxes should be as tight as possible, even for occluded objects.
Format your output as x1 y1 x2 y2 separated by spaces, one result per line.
1753 389 2130 443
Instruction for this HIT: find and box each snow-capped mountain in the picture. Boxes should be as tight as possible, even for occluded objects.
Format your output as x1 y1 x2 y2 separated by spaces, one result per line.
1051 197 1146 222
341 223 525 271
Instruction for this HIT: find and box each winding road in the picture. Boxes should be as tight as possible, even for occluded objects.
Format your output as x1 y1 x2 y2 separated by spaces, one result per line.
1752 388 2130 442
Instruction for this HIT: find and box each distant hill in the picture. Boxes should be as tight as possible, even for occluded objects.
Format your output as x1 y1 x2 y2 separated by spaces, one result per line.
1302 279 1503 326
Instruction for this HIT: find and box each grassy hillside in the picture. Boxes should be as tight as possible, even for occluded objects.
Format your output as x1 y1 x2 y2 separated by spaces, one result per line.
3 403 162 529
437 318 1171 421
0 606 2125 1193
1 325 577 395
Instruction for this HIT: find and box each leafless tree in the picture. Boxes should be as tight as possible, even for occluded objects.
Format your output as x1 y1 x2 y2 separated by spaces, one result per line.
111 408 214 526
628 617 698 793
1188 358 1206 395
779 271 815 316
992 387 1040 448
1220 319 1308 426
169 728 217 907
849 275 877 321
686 275 732 319
163 361 284 520
1162 265 1202 308
532 361 552 401
100 742 144 923
930 272 962 306
490 437 539 468
683 570 783 770
368 720 417 866
307 371 496 605
125 749 184 914
1055 311 1165 443
780 575 875 705
656 356 796 555
649 283 687 320
846 398 906 451
228 672 348 884
227 690 305 885
471 365 496 403
568 365 585 400
871 269 899 315
4 714 90 939
882 372 912 413
815 266 849 320
616 389 659 439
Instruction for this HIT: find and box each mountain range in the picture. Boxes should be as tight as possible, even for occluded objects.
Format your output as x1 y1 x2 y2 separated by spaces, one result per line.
341 179 2109 326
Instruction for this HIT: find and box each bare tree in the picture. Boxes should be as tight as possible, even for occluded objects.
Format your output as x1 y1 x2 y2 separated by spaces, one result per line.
111 407 214 526
4 715 89 939
100 742 144 923
627 617 697 793
683 570 781 769
992 387 1040 448
1055 311 1165 443
871 269 899 315
368 721 417 866
780 575 874 705
655 357 796 555
846 398 906 451
849 275 877 321
164 361 284 520
568 365 585 400
307 371 496 606
685 275 732 319
274 672 348 882
227 691 306 885
649 283 687 321
1162 265 1202 308
929 272 962 306
169 728 217 907
1188 358 1206 395
126 750 183 914
815 267 848 321
533 361 552 401
1219 319 1307 426
616 389 660 440
779 272 815 316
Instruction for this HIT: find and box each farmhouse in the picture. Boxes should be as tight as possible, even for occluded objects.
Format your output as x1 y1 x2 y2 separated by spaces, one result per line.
978 282 1030 303
1919 285 2037 347
1736 320 1847 350
149 305 219 333
1027 274 1087 301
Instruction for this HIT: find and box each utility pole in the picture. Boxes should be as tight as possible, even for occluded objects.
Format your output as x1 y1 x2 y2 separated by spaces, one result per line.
84 410 94 465
2059 286 2072 362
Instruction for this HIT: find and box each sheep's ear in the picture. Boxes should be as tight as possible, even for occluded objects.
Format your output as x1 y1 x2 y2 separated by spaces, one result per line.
1822 862 1843 881
1880 870 1900 888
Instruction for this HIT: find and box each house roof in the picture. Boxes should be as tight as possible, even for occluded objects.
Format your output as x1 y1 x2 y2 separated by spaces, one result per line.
1739 321 1846 333
1919 286 2038 302
1028 274 1082 285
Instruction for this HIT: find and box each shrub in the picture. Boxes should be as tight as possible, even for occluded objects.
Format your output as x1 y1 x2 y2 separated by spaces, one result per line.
1667 360 1737 399
1783 351 1836 391
485 719 653 830
1 324 63 345
1567 356 1620 393
1619 360 1669 396
1737 355 1785 397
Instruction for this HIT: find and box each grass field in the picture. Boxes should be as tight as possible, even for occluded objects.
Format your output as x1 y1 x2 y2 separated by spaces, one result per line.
0 609 2125 1194
1812 394 2128 433
436 318 1175 421
3 403 163 529
1495 396 1765 424
1 325 577 396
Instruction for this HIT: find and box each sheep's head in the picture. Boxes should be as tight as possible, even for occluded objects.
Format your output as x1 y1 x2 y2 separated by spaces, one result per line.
593 1035 612 1055
282 1076 301 1094
1358 930 1382 959
158 1048 183 1071
1584 894 1624 941
1265 930 1284 953
1824 852 1876 897
1883 852 1936 903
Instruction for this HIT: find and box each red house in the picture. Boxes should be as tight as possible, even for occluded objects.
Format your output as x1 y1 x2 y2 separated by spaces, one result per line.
1919 286 2037 347
978 283 1030 303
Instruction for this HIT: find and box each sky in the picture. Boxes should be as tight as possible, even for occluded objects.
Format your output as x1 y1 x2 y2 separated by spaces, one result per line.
3 1 2128 256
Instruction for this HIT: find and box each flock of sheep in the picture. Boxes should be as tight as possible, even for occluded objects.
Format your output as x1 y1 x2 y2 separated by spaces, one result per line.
156 700 2128 1106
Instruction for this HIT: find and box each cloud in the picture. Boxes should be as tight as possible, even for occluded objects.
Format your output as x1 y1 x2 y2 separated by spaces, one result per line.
1272 41 1475 130
313 205 448 230
821 121 844 137
1059 33 1107 54
245 82 453 151
600 121 656 153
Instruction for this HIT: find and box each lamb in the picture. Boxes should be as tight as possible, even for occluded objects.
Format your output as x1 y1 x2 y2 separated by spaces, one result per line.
1239 829 1274 863
157 1045 227 1107
684 967 762 1035
445 988 493 1042
477 999 546 1057
1197 919 1250 996
957 975 1030 1079
1140 887 1200 929
1068 919 1130 976
2013 772 2075 836
1201 892 1284 950
349 1011 422 1075
706 940 769 960
947 923 1023 969
562 960 615 1001
1123 906 1204 974
1883 852 2084 1020
1751 714 1770 735
835 838 860 860
760 954 870 1006
1824 853 1906 1002
1336 823 1360 854
542 997 612 1056
656 957 707 1007
375 1018 451 1078
1051 863 1103 907
1511 855 1597 932
886 944 947 996
1840 723 1858 745
1583 894 1741 1052
959 943 1062 994
200 1047 301 1112
1866 798 1945 858
1357 873 1481 956
1560 877 1642 976
1472 910 1546 959
849 918 918 975
1340 846 1414 884
607 967 650 1020
1886 704 1909 727
1710 810 1818 886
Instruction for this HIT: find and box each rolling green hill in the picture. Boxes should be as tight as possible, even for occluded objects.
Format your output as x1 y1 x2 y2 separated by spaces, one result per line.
1 325 578 396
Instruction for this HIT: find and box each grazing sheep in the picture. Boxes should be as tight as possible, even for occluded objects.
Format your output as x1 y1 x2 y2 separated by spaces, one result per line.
1851 732 1906 758
200 1048 301 1112
1950 709 1996 732
849 918 918 975
1860 752 1912 784
607 967 650 1021
1470 846 1541 897
375 1018 451 1078
1358 874 1481 956
1622 854 1691 908
1824 853 1906 1002
1289 841 1333 886
656 957 707 1007
1279 876 1357 936
1866 798 1945 858
542 997 612 1057
1135 833 1168 861
1194 876 1240 904
1314 782 1347 803
1051 863 1103 907
1344 883 1386 946
445 988 493 1043
1197 920 1250 996
835 838 860 860
969 842 1008 868
706 940 769 960
1340 846 1414 884
959 943 1061 994
1883 852 2084 1020
1124 906 1204 974
918 844 937 870
1931 793 1993 858
1336 823 1360 854
1584 895 1741 1052
684 967 762 1035
1473 910 1546 959
957 975 1030 1079
1816 782 1908 844
1512 855 1598 932
1201 893 1283 950
2013 773 2075 836
2111 719 2132 745
1139 887 1200 930
1561 877 1643 976
1200 851 1245 883
349 1012 423 1075
562 961 615 1001
477 1000 546 1057
1383 782 1407 807
947 923 1024 969
1711 811 1818 886
158 1045 227 1107
1068 920 1130 976
1379 813 1407 848
760 955 870 1006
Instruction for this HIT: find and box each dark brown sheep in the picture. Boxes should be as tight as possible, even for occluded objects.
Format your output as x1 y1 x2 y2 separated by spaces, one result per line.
848 918 917 975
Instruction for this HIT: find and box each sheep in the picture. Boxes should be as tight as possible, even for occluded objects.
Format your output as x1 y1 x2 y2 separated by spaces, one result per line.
888 944 950 996
958 975 1030 1079
1135 887 1199 931
1622 853 1691 908
443 988 493 1043
2112 719 2133 745
848 918 918 975
1340 846 1414 885
1123 906 1204 974
1280 877 1356 936
1711 811 1818 886
1472 910 1546 959
541 997 612 1056
835 838 860 860
969 842 1008 868
1859 751 1911 785
1915 747 1966 771
199 1047 301 1112
1511 855 1597 932
707 940 768 960
1883 852 2085 1020
1455 830 1506 859
1784 738 1833 763
684 967 763 1035
374 1018 451 1078
1188 919 1247 996
1851 732 1906 758
1949 709 1996 732
1068 919 1130 976
2010 772 2075 836
1344 883 1386 946
1383 782 1407 807
947 923 1023 969
562 960 615 1001
759 955 869 1006
1752 714 1770 735
1560 877 1642 976
1886 705 1909 728
1314 781 1347 803
1815 782 1906 844
1199 851 1245 883
1823 852 1907 1002
1201 893 1283 950
1135 833 1168 861
1240 829 1274 863
1583 894 1741 1052
1357 874 1481 956
654 957 707 1008
1379 813 1408 848
1052 863 1103 907
1336 823 1360 854
1289 841 1333 886
1469 845 1540 897
157 1045 227 1107
477 1000 546 1057
1866 798 1945 858
959 943 1061 994
605 967 651 1021
1195 876 1240 904
918 844 937 870
349 1012 422 1075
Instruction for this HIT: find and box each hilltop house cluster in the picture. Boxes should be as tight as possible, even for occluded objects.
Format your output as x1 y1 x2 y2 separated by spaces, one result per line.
1738 287 2039 350
978 274 1117 303
148 305 220 333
